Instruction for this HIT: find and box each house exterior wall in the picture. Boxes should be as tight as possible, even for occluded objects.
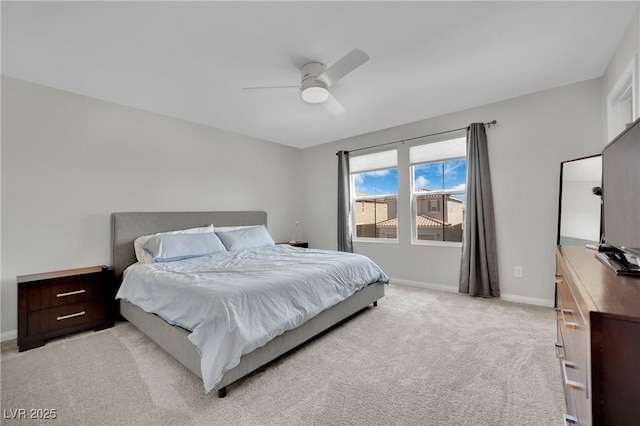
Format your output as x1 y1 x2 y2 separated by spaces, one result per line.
355 199 389 238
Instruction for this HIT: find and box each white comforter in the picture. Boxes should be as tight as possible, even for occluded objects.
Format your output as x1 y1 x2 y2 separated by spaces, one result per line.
116 245 389 392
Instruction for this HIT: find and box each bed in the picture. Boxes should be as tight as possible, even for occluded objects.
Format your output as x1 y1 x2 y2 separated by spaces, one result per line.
111 211 386 397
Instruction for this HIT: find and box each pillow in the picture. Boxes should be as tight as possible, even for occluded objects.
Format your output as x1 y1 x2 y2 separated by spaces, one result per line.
142 232 227 263
134 224 214 263
216 225 275 251
213 225 256 232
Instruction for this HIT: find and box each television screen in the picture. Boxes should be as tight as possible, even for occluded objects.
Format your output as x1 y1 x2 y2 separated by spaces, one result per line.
601 117 640 262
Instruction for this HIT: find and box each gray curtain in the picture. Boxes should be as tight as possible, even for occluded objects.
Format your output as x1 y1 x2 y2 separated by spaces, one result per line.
337 150 353 252
459 123 500 297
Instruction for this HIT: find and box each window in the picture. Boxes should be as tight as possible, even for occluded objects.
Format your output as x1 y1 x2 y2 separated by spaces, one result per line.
607 55 637 141
410 136 467 243
350 150 398 240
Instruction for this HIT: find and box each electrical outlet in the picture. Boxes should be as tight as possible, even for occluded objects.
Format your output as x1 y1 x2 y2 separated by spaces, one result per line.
514 266 523 278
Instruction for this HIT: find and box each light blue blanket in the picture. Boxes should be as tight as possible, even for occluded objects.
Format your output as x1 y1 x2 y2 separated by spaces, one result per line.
116 245 388 392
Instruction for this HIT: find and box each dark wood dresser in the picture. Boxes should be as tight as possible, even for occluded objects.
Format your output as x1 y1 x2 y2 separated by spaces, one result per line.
278 241 309 248
18 265 115 352
555 246 640 425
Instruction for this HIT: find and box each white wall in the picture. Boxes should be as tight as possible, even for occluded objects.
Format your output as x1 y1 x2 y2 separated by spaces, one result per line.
1 77 304 336
301 79 604 306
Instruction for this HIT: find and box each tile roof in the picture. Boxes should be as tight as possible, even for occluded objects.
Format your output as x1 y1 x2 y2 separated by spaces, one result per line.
376 214 449 228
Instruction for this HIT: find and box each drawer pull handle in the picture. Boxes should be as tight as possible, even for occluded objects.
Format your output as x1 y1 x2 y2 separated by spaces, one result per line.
56 289 86 298
563 414 579 425
56 311 86 321
555 343 565 359
554 308 563 320
562 360 585 390
555 308 580 329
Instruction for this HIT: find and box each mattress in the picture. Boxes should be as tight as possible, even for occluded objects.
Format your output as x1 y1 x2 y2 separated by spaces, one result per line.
116 244 389 392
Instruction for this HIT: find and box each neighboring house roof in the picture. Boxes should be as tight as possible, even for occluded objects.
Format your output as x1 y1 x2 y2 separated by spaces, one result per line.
415 190 463 203
355 193 398 201
355 192 462 202
376 214 450 228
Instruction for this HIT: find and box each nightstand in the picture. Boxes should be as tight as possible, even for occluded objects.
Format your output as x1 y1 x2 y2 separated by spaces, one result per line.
17 266 115 352
278 242 309 248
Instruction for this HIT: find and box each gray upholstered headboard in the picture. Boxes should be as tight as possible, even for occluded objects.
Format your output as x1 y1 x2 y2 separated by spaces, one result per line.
111 211 267 280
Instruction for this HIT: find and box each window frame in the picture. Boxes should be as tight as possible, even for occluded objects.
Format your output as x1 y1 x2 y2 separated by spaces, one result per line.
607 54 637 142
410 134 467 247
349 149 399 243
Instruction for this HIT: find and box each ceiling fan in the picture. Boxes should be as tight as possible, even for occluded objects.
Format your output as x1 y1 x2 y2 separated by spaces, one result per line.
244 48 369 115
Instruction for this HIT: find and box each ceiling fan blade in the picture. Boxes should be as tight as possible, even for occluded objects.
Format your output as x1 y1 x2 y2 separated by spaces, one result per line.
322 92 346 116
316 49 369 87
243 85 299 90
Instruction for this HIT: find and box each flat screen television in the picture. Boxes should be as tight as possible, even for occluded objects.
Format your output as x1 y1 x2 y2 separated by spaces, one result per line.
599 116 640 275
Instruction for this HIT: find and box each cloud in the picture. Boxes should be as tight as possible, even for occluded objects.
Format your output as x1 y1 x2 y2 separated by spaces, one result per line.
415 175 429 190
444 159 465 176
362 169 391 177
449 183 466 191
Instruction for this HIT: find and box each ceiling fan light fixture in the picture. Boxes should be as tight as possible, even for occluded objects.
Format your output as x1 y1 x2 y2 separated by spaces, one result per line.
246 50 369 112
301 86 329 104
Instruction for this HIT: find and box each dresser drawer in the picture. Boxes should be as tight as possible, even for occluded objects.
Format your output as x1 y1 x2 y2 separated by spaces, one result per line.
26 275 107 311
556 276 586 337
556 260 592 425
27 300 108 335
556 245 640 425
554 326 579 422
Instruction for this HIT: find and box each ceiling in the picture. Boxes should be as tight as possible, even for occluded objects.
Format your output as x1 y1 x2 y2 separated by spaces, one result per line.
2 1 637 149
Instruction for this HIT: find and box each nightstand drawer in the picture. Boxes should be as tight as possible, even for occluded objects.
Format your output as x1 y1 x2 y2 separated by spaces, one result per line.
27 300 108 335
26 276 107 311
18 266 114 351
277 242 309 248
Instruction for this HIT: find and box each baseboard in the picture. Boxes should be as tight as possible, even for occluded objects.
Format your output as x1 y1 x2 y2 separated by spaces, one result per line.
1 329 17 343
499 293 554 308
390 278 554 307
390 278 458 293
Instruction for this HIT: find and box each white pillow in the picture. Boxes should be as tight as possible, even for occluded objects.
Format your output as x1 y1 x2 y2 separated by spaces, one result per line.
216 225 275 251
143 232 227 262
213 225 256 232
134 224 214 263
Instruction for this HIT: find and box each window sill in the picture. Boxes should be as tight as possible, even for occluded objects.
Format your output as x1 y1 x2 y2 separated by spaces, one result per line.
352 238 399 244
411 240 462 248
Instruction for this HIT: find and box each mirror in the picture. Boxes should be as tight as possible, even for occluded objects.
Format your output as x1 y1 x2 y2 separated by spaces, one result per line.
557 155 602 246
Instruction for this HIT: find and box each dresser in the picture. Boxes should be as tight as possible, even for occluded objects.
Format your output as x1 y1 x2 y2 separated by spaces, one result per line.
17 266 115 352
278 241 309 248
555 246 640 425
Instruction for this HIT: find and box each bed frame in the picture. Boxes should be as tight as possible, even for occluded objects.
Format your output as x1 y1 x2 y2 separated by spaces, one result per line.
111 211 384 397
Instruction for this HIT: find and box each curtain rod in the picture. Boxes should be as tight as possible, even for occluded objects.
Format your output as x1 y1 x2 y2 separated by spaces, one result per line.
337 120 497 155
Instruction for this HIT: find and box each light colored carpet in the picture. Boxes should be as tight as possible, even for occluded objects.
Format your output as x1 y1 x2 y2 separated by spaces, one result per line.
1 285 564 425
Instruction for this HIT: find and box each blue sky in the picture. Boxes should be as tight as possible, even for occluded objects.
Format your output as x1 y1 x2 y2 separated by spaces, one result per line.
353 168 398 196
354 159 467 201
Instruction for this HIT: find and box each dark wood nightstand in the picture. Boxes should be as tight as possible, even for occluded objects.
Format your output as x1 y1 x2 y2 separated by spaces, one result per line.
17 266 115 352
278 242 309 248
